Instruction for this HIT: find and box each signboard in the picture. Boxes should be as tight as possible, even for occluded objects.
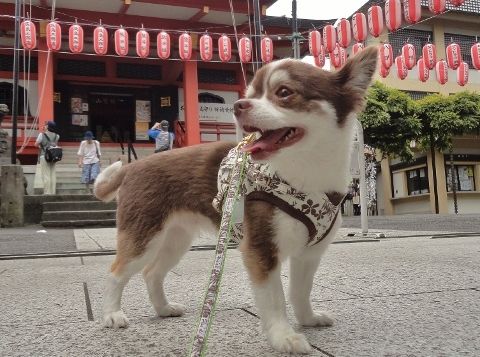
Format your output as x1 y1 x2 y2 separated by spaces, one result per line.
135 100 151 122
178 102 235 124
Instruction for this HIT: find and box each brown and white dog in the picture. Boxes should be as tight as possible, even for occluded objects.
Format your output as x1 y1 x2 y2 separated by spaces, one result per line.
95 47 377 354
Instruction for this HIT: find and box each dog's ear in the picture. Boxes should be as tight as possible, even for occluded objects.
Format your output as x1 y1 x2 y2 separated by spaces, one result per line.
333 46 378 97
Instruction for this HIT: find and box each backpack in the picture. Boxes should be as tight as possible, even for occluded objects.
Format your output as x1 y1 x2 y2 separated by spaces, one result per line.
43 133 63 163
154 130 171 153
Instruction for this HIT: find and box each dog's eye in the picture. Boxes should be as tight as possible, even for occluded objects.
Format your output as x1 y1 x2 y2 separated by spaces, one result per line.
276 87 293 98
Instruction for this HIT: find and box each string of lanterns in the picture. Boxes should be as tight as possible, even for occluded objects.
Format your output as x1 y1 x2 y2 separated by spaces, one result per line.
306 0 479 86
19 16 273 64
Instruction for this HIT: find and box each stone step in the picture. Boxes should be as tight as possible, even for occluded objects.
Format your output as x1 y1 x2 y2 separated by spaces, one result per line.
34 194 99 202
41 218 116 228
55 188 92 195
43 200 117 211
42 209 116 221
56 182 86 189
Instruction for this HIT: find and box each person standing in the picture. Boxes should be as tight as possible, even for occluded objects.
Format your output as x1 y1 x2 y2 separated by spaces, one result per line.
35 120 59 194
77 131 101 194
148 120 174 153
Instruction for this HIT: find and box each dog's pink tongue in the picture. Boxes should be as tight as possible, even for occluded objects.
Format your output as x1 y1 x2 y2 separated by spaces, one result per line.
241 128 289 154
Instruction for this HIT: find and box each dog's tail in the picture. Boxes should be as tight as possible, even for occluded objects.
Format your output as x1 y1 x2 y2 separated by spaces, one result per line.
94 160 126 202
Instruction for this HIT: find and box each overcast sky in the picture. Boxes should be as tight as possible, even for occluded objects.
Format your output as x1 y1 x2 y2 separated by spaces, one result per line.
266 0 369 20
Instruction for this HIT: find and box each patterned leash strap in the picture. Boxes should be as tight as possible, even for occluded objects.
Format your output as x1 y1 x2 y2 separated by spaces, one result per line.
188 136 253 357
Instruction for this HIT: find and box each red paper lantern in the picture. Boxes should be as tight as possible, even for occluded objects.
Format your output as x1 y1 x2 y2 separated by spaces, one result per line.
428 0 446 14
261 36 274 63
351 12 367 42
395 55 408 80
449 0 464 6
403 0 421 24
446 42 462 69
336 18 351 48
69 24 84 53
402 43 416 70
179 32 192 61
339 46 347 67
379 43 394 69
308 30 322 57
417 58 430 82
93 26 108 56
368 5 384 38
238 36 252 63
471 42 480 70
199 33 213 62
457 61 469 86
314 45 326 67
385 0 402 31
115 28 129 57
352 42 364 56
157 31 170 59
46 21 61 51
322 25 337 53
435 59 448 84
330 44 341 68
20 20 36 50
422 43 437 70
379 64 390 78
218 35 232 62
136 29 150 58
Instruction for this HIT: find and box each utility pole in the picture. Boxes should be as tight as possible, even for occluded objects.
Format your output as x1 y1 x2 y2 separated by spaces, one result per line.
11 0 21 164
253 0 263 72
291 0 300 59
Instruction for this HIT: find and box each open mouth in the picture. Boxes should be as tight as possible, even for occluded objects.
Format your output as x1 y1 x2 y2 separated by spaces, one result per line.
240 126 305 160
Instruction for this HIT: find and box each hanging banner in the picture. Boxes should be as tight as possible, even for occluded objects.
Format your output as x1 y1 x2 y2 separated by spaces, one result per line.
93 26 108 55
136 29 150 58
21 20 37 50
157 31 171 59
69 23 84 53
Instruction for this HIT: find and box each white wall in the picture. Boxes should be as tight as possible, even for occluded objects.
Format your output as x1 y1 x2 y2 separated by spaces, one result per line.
447 194 480 214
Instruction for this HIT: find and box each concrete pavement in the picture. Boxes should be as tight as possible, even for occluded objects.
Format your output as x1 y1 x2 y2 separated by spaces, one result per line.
1 224 479 356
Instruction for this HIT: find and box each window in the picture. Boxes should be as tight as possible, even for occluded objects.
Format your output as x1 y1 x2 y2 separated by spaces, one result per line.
446 165 476 192
57 59 106 77
116 63 162 80
406 167 429 195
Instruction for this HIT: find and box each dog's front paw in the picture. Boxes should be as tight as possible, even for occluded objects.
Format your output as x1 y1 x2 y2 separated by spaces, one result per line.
298 312 334 327
104 310 129 328
156 303 185 317
268 327 312 354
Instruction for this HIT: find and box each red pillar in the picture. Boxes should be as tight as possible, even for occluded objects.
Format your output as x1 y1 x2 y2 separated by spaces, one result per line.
37 39 54 130
183 59 200 146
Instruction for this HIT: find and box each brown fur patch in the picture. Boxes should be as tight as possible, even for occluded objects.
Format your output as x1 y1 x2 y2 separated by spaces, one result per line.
247 65 269 99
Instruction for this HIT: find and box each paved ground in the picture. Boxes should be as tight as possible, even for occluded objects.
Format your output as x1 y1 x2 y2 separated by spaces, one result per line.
1 217 479 356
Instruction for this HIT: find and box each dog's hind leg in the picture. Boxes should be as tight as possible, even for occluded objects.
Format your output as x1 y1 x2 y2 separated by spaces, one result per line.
289 254 334 327
103 231 154 328
142 225 194 318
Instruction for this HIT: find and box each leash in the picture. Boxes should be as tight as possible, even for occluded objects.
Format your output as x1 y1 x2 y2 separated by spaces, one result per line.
188 139 251 357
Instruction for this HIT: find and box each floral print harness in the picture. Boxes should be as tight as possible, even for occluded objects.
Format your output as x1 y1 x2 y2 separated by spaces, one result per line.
212 146 344 247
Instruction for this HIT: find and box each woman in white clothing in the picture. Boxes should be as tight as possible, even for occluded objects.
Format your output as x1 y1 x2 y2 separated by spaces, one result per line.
77 131 101 193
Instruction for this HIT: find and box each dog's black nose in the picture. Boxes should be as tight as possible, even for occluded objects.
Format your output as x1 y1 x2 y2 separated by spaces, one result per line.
234 99 252 117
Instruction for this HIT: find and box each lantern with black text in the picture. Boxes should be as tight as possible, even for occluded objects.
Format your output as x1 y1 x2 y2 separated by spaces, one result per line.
402 43 416 70
93 26 108 55
403 0 421 24
69 23 84 53
422 43 437 69
385 0 402 31
457 61 468 86
136 28 150 58
336 18 351 48
446 42 462 69
339 46 347 67
314 46 326 67
115 27 129 56
380 43 394 69
20 20 36 50
239 36 252 63
368 5 384 38
218 35 232 62
322 25 336 53
46 21 61 51
417 58 430 82
428 0 446 14
352 42 364 56
351 12 367 42
308 30 322 57
179 32 192 61
261 36 274 63
199 33 213 62
379 64 390 78
435 60 448 84
395 55 408 80
449 0 464 6
471 42 480 70
157 31 171 59
330 44 341 68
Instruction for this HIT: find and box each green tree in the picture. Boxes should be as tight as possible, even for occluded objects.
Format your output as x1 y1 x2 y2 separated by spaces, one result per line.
359 81 421 161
